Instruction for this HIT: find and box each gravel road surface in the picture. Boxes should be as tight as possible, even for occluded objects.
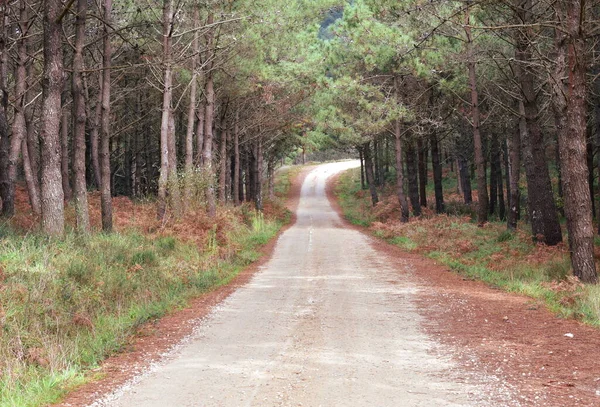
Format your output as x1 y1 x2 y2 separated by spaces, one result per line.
96 161 488 407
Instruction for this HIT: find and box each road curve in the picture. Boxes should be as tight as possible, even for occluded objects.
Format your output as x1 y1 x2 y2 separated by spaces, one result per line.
95 161 484 407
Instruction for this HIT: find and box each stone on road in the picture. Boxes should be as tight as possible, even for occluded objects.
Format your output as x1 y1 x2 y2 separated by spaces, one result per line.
97 161 485 406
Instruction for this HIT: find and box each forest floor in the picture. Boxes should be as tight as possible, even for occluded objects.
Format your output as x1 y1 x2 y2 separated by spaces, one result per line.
330 169 600 406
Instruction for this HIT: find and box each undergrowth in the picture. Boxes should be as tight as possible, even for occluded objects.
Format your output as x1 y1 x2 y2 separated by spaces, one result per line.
0 169 296 407
335 168 600 328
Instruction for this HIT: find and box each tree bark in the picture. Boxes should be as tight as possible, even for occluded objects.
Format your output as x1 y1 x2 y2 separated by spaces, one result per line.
40 0 65 235
489 135 502 216
430 131 444 213
233 113 240 205
359 148 365 190
595 43 600 234
60 110 72 201
184 7 199 207
362 142 378 207
203 12 216 217
405 139 421 216
417 138 427 207
514 0 562 245
507 114 522 231
87 73 102 189
458 156 472 204
158 0 182 220
255 138 263 211
0 9 9 217
4 1 29 217
394 119 409 222
218 127 227 202
554 0 596 282
100 0 113 231
167 113 181 216
465 4 488 225
72 0 90 233
195 102 205 166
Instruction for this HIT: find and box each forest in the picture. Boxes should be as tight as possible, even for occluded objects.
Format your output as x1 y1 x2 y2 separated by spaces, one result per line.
1 0 600 404
0 0 599 274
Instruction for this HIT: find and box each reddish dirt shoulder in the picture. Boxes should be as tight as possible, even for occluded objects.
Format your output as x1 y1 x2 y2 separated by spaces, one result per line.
326 172 600 407
53 166 313 407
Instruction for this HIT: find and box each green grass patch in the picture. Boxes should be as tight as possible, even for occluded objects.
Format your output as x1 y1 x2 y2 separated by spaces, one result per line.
0 207 286 406
334 169 375 226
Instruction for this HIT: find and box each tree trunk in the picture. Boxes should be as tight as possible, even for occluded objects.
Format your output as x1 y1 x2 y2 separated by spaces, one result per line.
255 139 263 211
60 110 72 201
87 73 102 189
465 4 488 225
184 7 199 207
588 141 595 217
167 113 181 216
515 0 562 245
40 0 65 235
239 151 246 203
362 142 378 207
405 139 421 216
218 127 227 202
158 0 182 220
195 102 205 166
203 12 216 217
489 135 501 216
507 116 522 231
359 148 365 190
394 119 409 222
595 44 600 234
430 131 444 213
458 156 472 204
100 0 113 231
554 0 596 282
268 160 275 200
417 138 427 207
246 150 254 203
0 9 9 217
4 1 29 217
373 137 380 186
72 0 90 233
233 114 240 206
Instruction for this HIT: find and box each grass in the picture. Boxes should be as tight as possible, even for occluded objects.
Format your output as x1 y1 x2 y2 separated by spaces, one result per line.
334 168 600 328
0 184 293 406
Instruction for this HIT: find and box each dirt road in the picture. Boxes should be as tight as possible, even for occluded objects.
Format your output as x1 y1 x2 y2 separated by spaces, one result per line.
92 161 508 406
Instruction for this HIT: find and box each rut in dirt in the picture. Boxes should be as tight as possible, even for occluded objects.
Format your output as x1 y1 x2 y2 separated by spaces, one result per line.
92 161 510 407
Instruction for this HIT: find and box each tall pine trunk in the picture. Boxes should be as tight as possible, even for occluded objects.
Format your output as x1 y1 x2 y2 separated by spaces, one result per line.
184 7 199 207
40 0 65 235
233 113 240 206
203 13 216 217
394 118 409 222
362 142 378 206
514 0 562 245
72 0 90 233
554 0 596 283
507 114 522 230
405 139 421 216
60 110 72 201
5 1 29 217
218 127 227 202
430 131 444 213
417 138 427 207
100 0 113 231
465 4 488 225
